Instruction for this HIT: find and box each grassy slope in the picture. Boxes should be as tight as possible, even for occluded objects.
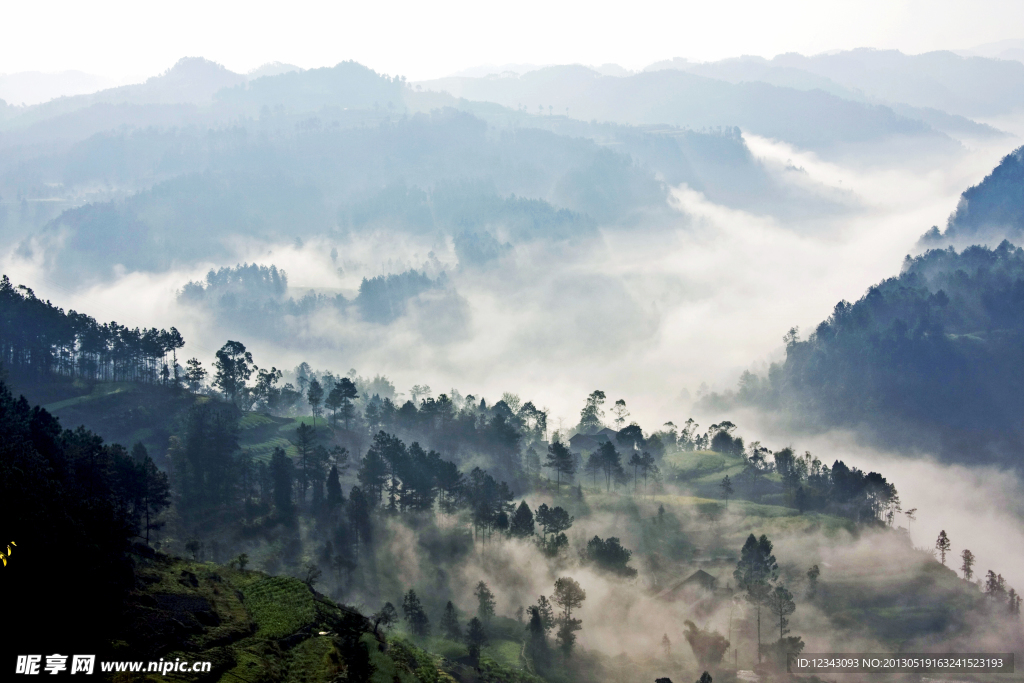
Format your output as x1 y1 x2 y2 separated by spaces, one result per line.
120 551 543 683
35 379 197 460
18 375 323 466
238 412 307 462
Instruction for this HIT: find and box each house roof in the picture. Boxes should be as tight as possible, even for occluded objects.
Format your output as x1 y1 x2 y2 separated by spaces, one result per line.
656 570 719 601
680 569 717 589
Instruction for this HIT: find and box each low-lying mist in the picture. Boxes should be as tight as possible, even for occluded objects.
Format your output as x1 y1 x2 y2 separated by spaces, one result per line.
728 405 1024 594
3 130 1013 428
335 478 1022 681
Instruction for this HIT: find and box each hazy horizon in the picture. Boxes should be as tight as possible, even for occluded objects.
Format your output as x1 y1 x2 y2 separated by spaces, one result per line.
2 0 1024 85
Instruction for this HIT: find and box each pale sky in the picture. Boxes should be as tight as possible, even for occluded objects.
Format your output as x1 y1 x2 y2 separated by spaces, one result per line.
1 0 1022 82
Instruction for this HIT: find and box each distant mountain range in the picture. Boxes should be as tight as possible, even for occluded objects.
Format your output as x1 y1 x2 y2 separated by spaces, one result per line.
643 49 1024 120
1 49 1018 288
419 64 962 154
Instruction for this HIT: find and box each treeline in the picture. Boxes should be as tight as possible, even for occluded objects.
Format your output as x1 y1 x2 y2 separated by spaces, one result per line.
0 275 185 383
729 441 899 525
660 416 900 524
934 530 1022 617
178 263 447 326
723 241 1024 465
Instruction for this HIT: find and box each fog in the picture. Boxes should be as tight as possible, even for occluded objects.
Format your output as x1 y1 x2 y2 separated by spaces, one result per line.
329 476 1022 679
3 127 1014 427
730 405 1024 595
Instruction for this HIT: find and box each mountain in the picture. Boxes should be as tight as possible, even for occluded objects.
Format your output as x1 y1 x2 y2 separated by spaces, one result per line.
921 146 1024 248
642 55 1006 140
2 57 245 128
13 108 678 280
417 65 953 154
1 59 814 278
214 60 405 114
674 49 1024 120
957 39 1024 64
247 61 304 79
730 240 1024 467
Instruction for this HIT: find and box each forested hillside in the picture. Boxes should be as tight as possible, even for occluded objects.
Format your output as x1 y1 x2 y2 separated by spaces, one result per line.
922 145 1024 247
727 240 1024 466
4 271 1022 682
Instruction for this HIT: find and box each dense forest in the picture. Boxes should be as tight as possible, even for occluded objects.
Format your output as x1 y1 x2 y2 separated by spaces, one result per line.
723 240 1024 466
178 263 448 329
5 273 1022 682
922 145 1024 247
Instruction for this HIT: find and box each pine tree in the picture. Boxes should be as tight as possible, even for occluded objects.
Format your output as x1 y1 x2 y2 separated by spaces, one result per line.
476 581 496 623
765 584 796 640
373 602 398 632
545 441 576 491
307 377 324 427
184 357 207 394
935 530 951 565
552 577 586 656
806 564 820 597
527 606 548 651
985 570 1007 600
628 451 644 491
510 501 535 538
326 465 344 513
440 601 462 640
578 390 606 433
960 549 975 580
597 441 622 491
347 485 372 546
466 617 489 664
212 340 254 408
585 451 602 488
270 447 294 518
734 534 778 662
719 475 734 508
294 423 316 505
402 589 430 636
134 445 170 544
